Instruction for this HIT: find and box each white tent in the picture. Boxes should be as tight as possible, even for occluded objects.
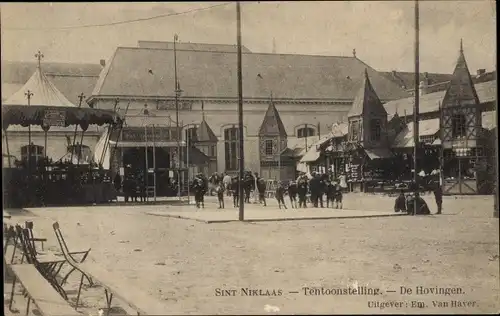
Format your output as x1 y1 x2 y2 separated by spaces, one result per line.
3 66 76 108
93 127 111 169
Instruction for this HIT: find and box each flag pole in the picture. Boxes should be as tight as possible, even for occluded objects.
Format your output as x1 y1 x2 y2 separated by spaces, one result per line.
413 0 420 215
236 1 245 220
186 128 190 204
152 123 157 202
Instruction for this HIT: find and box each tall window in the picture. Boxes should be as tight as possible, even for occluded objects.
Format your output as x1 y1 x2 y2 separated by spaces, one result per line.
185 127 198 145
265 139 274 155
21 144 44 163
370 119 381 141
224 127 239 171
297 127 315 138
349 120 360 142
452 114 466 137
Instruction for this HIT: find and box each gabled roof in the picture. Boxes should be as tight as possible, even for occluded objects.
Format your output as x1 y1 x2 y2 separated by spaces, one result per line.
381 71 453 90
441 40 480 108
392 119 440 148
137 40 252 53
197 118 218 142
383 80 496 117
347 69 388 117
3 66 76 108
259 101 287 137
90 46 410 101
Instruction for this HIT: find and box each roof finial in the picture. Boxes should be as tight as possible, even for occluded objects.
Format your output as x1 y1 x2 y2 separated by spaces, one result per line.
352 48 356 58
35 50 44 69
270 91 274 104
272 37 276 54
460 38 463 53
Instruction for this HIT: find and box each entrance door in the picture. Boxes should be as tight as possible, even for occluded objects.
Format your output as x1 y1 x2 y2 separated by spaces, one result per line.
122 147 173 196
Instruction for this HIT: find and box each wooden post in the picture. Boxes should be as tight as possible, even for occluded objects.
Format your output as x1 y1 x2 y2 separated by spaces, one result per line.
236 1 245 221
413 0 420 215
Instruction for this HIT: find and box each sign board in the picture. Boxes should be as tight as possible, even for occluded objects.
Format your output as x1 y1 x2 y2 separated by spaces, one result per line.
121 127 179 142
43 110 66 127
349 163 361 181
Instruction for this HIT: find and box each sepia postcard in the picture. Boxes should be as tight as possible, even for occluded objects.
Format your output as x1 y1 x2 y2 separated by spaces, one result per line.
1 1 498 315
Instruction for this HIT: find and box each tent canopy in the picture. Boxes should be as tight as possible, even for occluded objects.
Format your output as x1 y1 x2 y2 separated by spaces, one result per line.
1 65 122 130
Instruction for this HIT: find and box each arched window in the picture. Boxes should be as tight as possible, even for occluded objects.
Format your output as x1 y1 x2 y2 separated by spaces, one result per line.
224 127 239 171
297 127 315 138
21 144 44 163
452 114 466 137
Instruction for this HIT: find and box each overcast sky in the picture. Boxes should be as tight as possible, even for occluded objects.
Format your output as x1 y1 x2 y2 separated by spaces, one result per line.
1 1 496 74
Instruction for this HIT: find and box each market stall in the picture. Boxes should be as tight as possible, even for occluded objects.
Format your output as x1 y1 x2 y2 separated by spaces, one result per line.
2 56 123 207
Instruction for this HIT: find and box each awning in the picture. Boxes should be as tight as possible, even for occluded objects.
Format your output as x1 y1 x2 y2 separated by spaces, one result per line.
364 148 393 160
300 148 321 163
432 138 442 145
180 146 210 165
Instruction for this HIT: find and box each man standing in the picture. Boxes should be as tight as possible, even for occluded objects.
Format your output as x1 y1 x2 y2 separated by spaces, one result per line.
231 176 240 208
297 174 308 208
433 182 443 214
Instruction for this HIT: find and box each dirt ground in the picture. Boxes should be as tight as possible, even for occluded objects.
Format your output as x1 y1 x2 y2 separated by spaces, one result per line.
4 193 499 315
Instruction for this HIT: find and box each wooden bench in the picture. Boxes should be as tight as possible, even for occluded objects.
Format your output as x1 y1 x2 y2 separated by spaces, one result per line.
75 262 169 315
8 264 79 316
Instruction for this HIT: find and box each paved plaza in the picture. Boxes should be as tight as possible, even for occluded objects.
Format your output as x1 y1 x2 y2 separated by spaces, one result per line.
4 193 499 315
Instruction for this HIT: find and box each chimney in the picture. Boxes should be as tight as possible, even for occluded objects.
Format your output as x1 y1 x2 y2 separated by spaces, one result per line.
100 59 106 68
476 69 486 76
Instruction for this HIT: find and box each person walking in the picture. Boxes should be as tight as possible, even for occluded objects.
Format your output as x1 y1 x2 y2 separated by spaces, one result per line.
223 172 232 196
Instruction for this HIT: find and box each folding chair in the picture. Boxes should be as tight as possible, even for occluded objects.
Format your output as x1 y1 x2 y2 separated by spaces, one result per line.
9 225 69 309
52 222 93 287
25 221 47 253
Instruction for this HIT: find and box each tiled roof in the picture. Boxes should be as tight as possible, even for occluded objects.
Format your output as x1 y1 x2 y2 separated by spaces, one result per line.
441 41 480 109
347 69 388 117
258 101 287 137
383 80 496 117
137 40 252 53
1 60 102 84
90 47 410 101
391 118 440 148
381 71 453 90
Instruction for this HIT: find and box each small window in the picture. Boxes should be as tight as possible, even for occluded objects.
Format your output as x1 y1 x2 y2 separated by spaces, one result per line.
265 140 274 155
297 127 315 138
20 144 44 162
370 119 381 141
210 145 217 157
349 120 360 142
452 114 466 137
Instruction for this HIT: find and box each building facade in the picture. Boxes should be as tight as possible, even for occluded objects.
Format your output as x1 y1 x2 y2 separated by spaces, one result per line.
302 42 497 195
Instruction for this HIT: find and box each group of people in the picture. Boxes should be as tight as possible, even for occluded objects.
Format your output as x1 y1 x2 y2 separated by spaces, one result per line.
189 171 348 210
393 181 443 215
